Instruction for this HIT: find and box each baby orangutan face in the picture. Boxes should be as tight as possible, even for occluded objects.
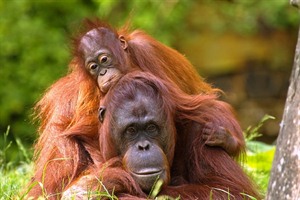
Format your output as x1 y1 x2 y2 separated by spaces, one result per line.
79 28 128 93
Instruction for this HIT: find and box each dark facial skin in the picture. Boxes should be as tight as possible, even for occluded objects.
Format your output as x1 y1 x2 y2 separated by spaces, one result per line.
109 90 171 192
79 28 127 93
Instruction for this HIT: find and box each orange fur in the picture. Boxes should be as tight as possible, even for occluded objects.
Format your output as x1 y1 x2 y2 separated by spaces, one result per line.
63 72 259 199
28 19 241 199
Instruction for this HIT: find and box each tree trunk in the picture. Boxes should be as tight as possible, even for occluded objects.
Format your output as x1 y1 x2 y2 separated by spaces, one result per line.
266 1 300 199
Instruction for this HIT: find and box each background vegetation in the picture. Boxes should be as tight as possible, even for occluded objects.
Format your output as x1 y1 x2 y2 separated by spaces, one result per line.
0 0 298 199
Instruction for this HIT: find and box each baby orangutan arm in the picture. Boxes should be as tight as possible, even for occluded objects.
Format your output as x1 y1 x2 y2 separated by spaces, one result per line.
202 124 241 156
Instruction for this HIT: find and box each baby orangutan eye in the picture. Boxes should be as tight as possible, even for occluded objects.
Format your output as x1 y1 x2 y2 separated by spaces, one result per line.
99 54 112 66
87 62 99 75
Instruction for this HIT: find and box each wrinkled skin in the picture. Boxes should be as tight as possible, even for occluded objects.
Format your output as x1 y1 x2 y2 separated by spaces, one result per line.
110 90 172 192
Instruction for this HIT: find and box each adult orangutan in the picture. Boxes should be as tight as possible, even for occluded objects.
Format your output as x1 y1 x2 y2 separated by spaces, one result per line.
62 71 260 199
27 19 245 198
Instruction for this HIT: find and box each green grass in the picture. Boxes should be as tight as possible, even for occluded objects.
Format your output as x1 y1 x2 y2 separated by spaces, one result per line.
1 115 275 199
243 115 276 194
244 141 275 193
0 163 33 200
0 126 33 200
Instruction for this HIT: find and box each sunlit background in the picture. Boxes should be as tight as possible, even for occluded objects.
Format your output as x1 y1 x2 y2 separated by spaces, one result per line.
0 0 298 163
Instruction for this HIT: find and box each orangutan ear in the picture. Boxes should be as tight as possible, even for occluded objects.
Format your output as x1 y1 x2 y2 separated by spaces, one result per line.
119 35 128 50
98 106 106 123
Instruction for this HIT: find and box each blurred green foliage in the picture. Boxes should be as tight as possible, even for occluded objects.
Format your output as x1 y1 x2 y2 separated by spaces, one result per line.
196 0 298 34
243 115 276 194
0 0 298 162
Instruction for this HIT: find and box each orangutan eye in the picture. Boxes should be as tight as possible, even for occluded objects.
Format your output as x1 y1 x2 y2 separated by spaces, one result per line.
99 54 112 66
87 62 99 75
146 124 157 133
126 126 137 137
90 63 98 69
100 55 108 63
